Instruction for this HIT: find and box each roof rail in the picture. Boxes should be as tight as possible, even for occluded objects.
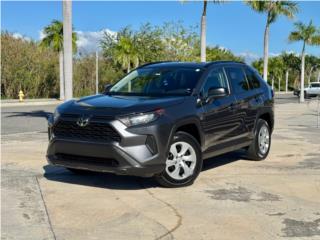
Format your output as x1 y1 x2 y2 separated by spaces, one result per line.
137 61 175 69
204 60 246 67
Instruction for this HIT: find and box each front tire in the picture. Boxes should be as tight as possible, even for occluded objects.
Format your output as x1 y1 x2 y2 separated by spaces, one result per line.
246 119 271 161
155 132 202 187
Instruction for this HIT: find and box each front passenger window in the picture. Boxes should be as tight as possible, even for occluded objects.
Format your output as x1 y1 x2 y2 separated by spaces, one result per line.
202 68 229 98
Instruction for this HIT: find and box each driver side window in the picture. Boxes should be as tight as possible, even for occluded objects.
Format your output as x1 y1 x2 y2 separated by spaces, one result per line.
202 68 229 98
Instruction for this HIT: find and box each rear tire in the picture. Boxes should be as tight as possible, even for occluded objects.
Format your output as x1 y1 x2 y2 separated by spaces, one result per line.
155 132 202 188
246 119 271 161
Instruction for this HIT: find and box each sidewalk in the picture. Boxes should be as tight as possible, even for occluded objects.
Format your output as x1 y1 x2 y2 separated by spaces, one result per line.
1 99 63 107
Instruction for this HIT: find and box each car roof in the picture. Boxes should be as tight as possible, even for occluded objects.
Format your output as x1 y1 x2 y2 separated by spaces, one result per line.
139 61 245 69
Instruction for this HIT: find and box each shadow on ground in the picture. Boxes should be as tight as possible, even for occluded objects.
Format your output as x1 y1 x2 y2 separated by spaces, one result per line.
5 110 52 119
43 150 245 190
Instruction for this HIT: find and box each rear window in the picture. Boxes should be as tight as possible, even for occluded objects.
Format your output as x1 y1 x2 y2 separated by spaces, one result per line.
244 67 261 89
224 66 250 93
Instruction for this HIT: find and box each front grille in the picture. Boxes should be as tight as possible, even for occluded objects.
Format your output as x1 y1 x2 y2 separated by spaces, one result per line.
53 119 121 142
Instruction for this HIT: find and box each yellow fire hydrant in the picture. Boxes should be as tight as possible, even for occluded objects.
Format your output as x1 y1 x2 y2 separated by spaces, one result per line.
18 90 25 102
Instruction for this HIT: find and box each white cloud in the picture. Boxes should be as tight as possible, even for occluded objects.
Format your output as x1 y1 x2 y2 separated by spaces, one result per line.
12 32 31 42
38 28 116 54
238 51 260 64
76 29 116 54
270 52 280 57
39 30 46 40
283 50 300 57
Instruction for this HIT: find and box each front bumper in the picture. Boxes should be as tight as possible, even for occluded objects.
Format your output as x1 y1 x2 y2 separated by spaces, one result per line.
47 117 172 177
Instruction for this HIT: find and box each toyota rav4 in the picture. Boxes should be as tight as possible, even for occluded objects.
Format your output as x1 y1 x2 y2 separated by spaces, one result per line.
47 61 274 187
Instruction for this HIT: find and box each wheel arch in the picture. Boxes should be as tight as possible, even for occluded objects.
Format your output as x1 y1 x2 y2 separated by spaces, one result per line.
257 110 274 133
169 117 204 149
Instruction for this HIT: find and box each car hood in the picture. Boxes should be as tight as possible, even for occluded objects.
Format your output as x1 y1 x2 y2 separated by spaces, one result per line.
59 94 186 116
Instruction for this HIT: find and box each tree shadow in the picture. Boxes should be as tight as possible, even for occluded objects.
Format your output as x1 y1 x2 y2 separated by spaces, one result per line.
5 110 52 119
43 150 246 190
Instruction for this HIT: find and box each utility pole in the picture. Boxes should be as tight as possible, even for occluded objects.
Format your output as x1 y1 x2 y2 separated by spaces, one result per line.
96 51 99 94
63 0 73 100
285 70 289 93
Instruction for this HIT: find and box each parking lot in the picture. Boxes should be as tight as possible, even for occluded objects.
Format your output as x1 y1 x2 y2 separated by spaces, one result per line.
2 95 320 240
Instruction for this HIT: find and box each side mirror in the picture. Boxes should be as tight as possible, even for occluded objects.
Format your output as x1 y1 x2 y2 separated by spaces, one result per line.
104 84 113 93
206 87 227 103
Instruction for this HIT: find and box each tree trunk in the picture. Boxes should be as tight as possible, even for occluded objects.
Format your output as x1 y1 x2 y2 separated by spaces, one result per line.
307 66 315 85
59 51 65 100
263 18 270 82
300 42 306 103
63 0 73 100
95 51 99 94
200 0 207 63
127 63 131 92
272 77 274 90
285 70 289 93
278 77 280 92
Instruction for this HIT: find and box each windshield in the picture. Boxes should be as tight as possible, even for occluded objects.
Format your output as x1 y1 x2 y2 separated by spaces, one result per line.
109 67 204 96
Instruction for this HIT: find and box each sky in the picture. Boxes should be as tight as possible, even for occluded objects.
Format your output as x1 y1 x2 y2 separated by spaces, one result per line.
1 1 320 63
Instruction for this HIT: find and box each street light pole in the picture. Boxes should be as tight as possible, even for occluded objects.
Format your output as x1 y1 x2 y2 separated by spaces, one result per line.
63 0 73 100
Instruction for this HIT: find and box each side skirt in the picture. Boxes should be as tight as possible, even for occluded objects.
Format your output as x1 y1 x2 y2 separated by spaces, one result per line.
202 140 252 160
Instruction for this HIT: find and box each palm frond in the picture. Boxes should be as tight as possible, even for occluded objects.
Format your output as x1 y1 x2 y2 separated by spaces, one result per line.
288 31 302 42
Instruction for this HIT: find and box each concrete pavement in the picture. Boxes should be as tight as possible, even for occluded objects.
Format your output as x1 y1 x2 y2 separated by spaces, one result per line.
1 96 320 240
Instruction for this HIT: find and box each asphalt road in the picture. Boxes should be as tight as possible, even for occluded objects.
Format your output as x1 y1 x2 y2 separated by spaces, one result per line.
1 105 56 135
0 93 315 135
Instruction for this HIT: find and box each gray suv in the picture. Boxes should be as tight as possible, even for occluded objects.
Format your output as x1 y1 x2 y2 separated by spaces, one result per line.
47 61 274 187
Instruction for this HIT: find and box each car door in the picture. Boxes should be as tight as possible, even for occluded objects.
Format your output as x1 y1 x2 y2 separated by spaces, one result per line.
224 65 260 142
308 84 315 95
243 66 265 135
309 83 320 95
199 66 238 151
316 83 320 96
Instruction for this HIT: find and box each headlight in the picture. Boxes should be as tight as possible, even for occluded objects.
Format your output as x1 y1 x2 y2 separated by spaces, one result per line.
118 109 164 127
53 109 60 122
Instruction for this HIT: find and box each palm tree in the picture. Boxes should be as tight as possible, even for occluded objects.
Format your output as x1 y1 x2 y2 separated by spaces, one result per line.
246 1 298 82
63 0 73 100
114 35 139 73
289 21 320 102
40 20 77 100
200 0 224 62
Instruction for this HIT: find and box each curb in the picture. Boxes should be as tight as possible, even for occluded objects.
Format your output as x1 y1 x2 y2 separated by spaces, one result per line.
1 100 62 107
